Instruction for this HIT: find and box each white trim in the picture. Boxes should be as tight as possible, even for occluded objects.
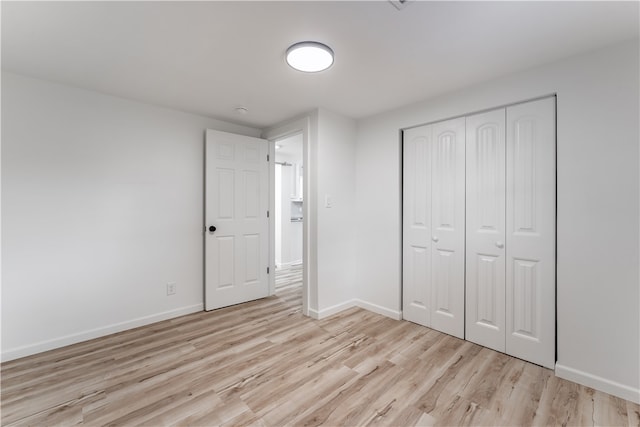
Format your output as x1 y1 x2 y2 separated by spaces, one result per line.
354 299 403 320
268 138 276 296
308 308 321 320
309 299 403 321
555 363 640 404
1 304 203 362
313 300 357 319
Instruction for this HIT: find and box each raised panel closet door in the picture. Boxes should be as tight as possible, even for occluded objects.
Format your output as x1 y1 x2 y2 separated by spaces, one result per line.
506 97 556 369
465 108 507 352
430 117 465 339
402 125 432 327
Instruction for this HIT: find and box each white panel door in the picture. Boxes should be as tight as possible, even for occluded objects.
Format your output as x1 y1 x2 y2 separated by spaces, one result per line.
505 98 556 369
465 108 507 352
402 125 432 327
430 118 466 339
205 129 269 311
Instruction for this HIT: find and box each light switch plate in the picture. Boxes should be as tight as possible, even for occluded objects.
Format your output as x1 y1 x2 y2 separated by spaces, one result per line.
325 195 333 208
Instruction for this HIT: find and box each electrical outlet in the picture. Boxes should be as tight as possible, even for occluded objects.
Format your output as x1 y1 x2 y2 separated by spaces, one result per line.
167 282 177 296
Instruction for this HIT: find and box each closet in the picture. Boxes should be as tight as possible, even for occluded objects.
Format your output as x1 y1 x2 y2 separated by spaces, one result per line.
402 97 555 368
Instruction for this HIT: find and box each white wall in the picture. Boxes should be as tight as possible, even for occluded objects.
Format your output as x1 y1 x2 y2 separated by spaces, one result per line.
1 72 260 361
354 39 639 402
313 108 357 317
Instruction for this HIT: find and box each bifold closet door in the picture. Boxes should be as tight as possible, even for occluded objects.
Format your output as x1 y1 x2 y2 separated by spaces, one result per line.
430 118 465 338
402 125 432 327
506 97 556 369
465 108 506 352
402 118 465 339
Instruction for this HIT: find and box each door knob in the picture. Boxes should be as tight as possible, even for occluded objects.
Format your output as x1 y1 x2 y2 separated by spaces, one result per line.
432 236 439 243
209 226 217 233
495 241 504 248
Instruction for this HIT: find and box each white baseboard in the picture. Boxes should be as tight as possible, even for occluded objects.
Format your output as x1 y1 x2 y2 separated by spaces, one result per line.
555 363 640 404
308 299 403 321
308 307 321 319
354 299 402 320
1 304 203 362
311 300 357 319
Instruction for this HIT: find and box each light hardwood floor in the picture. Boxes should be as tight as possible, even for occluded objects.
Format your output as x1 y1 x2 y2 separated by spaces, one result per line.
2 280 639 426
275 264 303 291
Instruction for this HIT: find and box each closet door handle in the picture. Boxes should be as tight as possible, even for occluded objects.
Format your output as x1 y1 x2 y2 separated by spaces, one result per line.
495 241 504 249
432 236 439 243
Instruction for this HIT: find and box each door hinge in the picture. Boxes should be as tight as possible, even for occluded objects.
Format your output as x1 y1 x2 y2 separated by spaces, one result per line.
267 267 270 274
267 154 270 161
267 210 270 218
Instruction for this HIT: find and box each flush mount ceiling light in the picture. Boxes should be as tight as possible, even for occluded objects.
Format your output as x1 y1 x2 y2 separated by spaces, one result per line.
286 41 334 73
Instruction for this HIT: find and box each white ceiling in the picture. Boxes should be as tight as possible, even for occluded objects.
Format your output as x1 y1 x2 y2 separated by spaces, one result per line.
2 1 638 129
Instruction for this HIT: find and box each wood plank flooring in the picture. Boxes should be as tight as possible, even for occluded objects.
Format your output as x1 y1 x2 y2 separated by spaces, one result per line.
2 279 639 426
275 264 302 291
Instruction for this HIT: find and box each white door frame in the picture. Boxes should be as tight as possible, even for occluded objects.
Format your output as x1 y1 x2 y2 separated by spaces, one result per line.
262 116 312 317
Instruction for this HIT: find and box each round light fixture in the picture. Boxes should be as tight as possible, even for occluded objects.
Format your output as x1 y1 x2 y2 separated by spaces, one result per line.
286 41 334 73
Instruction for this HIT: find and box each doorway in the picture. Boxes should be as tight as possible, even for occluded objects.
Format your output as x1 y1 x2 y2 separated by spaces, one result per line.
263 116 311 317
273 133 303 307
